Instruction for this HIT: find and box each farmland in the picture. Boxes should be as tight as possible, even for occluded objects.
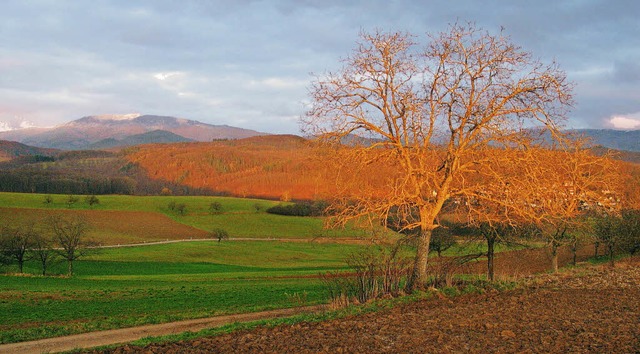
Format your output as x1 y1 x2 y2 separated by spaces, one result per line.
0 239 370 344
0 192 393 344
0 191 633 349
0 192 381 243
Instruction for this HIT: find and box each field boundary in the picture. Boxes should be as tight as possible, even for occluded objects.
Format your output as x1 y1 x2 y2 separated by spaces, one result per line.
0 305 324 354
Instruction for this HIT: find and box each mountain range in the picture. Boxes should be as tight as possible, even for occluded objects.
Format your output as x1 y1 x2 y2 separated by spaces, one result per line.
0 114 266 150
0 114 638 153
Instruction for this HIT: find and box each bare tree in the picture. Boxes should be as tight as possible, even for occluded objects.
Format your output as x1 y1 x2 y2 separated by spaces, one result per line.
47 214 91 276
0 224 36 273
303 23 572 288
31 233 57 276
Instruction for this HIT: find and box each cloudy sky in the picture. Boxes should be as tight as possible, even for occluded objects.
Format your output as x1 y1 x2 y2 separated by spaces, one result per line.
1 0 638 134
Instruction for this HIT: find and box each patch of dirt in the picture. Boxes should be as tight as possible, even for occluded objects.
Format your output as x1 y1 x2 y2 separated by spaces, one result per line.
96 258 640 353
0 207 208 245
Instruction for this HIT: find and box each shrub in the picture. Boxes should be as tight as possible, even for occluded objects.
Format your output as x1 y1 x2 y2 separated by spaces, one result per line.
85 195 100 208
66 195 79 208
209 202 223 214
322 243 411 308
266 201 327 217
429 227 456 257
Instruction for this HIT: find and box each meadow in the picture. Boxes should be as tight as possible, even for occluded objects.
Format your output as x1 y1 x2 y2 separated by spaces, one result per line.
0 192 380 243
0 240 369 344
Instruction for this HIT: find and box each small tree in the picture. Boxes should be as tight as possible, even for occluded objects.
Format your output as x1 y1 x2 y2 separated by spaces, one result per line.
66 195 79 209
31 233 57 276
594 215 622 266
43 195 53 206
0 224 35 273
429 227 456 257
210 228 229 242
47 214 91 276
209 202 223 215
175 203 187 216
85 195 100 208
619 209 640 255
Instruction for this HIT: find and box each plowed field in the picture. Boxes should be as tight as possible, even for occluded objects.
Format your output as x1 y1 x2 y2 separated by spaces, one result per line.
0 207 208 244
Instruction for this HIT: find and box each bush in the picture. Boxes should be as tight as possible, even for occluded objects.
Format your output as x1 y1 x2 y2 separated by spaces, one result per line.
429 227 456 257
322 243 411 308
266 201 327 217
174 203 187 216
209 202 223 214
85 195 100 208
66 195 79 208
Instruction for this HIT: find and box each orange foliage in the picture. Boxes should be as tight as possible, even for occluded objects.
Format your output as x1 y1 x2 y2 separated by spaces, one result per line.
124 135 336 200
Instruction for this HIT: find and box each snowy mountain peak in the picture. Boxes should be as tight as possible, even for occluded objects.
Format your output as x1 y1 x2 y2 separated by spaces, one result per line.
91 113 142 121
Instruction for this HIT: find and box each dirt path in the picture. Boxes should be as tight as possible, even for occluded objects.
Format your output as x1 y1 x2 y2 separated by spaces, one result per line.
92 237 380 248
0 305 323 354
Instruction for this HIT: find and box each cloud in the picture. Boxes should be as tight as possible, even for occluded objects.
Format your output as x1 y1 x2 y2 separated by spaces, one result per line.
0 0 638 134
153 72 182 81
0 121 11 132
608 113 640 130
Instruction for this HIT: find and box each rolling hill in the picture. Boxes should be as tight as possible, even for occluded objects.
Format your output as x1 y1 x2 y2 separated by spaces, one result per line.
0 140 58 162
88 130 194 149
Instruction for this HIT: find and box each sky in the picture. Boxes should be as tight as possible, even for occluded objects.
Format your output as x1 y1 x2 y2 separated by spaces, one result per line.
0 0 639 134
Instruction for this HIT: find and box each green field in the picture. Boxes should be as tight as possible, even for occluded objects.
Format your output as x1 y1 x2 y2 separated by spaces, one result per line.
0 192 399 344
0 192 383 241
0 240 369 344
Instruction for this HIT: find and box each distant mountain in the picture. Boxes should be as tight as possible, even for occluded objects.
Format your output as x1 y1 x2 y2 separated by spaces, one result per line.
89 130 194 149
571 129 640 152
0 140 58 162
0 114 267 150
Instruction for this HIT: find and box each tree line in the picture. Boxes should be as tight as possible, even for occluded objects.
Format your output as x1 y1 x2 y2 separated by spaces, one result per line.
0 215 92 276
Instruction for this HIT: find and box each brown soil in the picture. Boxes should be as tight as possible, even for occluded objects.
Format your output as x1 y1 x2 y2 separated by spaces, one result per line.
94 258 640 354
0 207 208 244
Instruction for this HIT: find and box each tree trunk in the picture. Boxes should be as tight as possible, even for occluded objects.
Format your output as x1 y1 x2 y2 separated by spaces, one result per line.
487 236 495 282
551 243 559 273
67 259 74 276
608 245 615 267
594 242 599 257
408 229 432 290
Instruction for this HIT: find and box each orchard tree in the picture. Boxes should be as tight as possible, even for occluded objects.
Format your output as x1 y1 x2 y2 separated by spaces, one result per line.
31 233 57 276
47 214 91 276
0 224 36 273
303 23 573 288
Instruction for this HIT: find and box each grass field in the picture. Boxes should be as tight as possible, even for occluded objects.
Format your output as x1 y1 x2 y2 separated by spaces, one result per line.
0 240 369 344
0 192 384 242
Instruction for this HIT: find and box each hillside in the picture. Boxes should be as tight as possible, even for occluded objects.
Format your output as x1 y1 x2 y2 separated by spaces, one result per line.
572 129 640 152
0 114 267 150
124 134 331 200
0 140 58 162
88 130 194 149
1 135 638 200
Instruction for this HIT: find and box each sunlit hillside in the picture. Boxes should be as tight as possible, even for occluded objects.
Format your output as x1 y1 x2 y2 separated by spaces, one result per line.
125 135 333 200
